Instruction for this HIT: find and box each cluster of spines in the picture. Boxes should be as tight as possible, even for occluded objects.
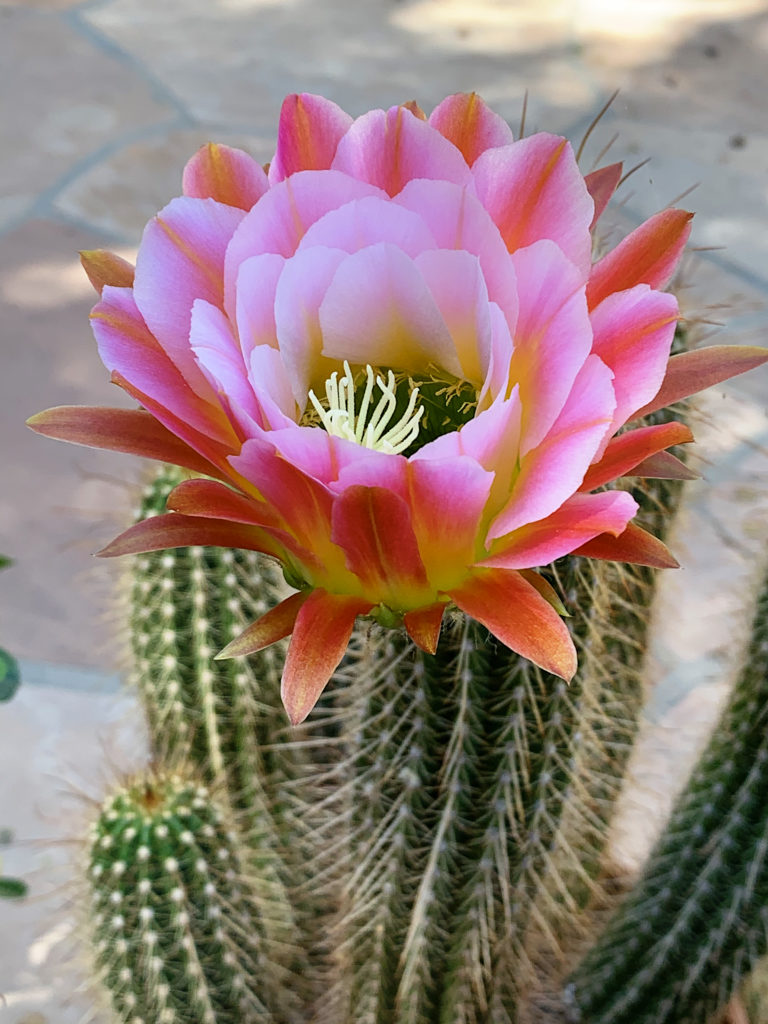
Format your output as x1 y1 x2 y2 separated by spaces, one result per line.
566 557 768 1024
87 771 290 1024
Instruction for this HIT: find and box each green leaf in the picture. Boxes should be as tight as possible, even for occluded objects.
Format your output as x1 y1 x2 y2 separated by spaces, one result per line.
0 649 20 702
0 555 11 571
0 876 27 899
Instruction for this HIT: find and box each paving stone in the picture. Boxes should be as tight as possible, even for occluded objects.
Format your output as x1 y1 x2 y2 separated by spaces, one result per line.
0 679 145 1024
0 7 175 232
0 219 144 668
83 0 597 133
54 127 271 241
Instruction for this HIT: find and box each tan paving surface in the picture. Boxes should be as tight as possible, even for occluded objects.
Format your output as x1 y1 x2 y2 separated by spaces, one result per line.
1 0 768 1019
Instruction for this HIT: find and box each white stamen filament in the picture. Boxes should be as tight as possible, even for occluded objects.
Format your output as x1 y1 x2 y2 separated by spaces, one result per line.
308 362 424 455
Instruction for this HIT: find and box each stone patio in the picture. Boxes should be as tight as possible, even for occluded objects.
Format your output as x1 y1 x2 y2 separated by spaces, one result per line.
1 0 767 1019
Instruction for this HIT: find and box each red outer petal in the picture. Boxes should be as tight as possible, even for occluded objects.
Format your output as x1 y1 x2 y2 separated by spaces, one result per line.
449 569 577 680
80 250 135 294
281 590 373 724
331 485 429 605
580 421 693 491
182 143 269 210
631 450 698 480
584 163 623 230
167 478 283 530
96 512 281 559
587 209 693 310
217 591 309 659
632 345 768 419
270 93 353 182
26 406 225 479
573 521 679 568
404 602 446 654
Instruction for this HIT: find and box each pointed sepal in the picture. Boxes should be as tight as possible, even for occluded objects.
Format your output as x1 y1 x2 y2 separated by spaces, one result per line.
217 591 310 659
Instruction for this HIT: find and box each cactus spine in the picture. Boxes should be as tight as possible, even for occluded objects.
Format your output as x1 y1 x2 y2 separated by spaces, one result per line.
87 771 288 1024
567 556 768 1024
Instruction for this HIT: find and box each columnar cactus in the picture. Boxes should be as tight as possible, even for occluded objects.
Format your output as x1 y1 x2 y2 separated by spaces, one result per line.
86 771 295 1024
566 555 768 1024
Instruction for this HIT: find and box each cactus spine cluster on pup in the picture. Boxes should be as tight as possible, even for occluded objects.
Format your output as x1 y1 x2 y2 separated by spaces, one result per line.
567 554 768 1024
87 771 285 1024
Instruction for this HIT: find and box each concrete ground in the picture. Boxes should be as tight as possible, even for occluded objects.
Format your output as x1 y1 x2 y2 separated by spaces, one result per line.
1 0 768 1020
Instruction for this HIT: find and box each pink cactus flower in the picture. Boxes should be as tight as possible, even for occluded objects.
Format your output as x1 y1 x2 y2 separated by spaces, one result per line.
30 93 768 723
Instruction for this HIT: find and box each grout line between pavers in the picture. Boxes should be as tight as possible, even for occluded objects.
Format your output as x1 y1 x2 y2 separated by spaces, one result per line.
18 657 122 694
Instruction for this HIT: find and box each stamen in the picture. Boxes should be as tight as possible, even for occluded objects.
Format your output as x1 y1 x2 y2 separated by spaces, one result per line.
306 362 424 455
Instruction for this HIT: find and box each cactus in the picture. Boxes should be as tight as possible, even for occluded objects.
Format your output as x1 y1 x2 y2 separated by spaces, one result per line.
566 556 768 1024
86 770 295 1024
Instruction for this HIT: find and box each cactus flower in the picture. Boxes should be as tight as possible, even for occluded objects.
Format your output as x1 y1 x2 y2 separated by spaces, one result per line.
29 93 768 723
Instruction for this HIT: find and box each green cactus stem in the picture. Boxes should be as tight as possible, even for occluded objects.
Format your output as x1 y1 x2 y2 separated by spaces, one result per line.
566 555 768 1024
86 770 296 1024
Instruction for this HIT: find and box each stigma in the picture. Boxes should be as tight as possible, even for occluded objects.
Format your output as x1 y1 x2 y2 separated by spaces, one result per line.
307 362 424 455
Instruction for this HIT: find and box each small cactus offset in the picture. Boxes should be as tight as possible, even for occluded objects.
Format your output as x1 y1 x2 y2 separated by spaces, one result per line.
566 555 768 1024
86 770 295 1024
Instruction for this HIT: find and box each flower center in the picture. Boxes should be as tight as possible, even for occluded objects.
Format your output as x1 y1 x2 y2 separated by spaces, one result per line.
306 362 424 455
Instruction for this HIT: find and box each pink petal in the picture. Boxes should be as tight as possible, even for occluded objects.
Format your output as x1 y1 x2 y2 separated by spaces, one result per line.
477 304 516 410
331 485 430 606
481 491 638 569
333 447 409 498
318 243 461 376
414 249 492 385
247 345 298 430
589 285 679 431
234 252 284 357
580 421 693 491
449 568 577 680
281 589 373 724
332 105 473 196
404 602 446 654
508 240 593 454
133 196 244 385
406 456 493 588
584 162 623 230
297 194 437 257
632 345 768 419
473 133 593 272
587 209 693 310
218 591 310 659
91 286 237 456
394 179 519 322
269 93 353 183
190 299 263 437
26 406 225 479
80 249 135 294
428 92 514 165
96 512 281 559
182 143 269 210
273 246 348 406
224 170 381 312
490 354 615 538
573 521 679 568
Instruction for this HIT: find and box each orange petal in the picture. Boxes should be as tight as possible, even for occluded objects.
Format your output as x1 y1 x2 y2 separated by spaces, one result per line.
401 100 427 120
573 521 679 568
26 406 224 479
587 209 693 310
631 450 698 480
281 590 373 724
80 250 135 294
584 162 623 230
518 570 569 616
449 569 577 680
96 512 281 559
217 591 310 659
633 345 768 419
404 602 446 654
580 420 693 491
167 477 283 530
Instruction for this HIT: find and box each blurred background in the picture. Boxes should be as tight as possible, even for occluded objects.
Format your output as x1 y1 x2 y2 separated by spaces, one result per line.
1 0 768 1019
